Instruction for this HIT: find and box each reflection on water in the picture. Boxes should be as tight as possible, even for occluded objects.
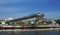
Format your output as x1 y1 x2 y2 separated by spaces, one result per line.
0 30 60 35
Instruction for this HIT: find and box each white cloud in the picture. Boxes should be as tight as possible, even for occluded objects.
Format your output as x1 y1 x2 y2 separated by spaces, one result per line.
0 0 48 5
0 0 19 4
0 7 18 12
0 6 30 14
0 0 33 5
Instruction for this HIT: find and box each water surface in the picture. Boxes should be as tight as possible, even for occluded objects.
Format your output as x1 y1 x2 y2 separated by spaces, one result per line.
0 30 60 35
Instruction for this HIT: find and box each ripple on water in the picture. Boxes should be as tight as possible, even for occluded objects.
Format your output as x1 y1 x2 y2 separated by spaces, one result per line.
0 30 60 35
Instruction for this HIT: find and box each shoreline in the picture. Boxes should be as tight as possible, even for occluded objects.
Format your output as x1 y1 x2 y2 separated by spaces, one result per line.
0 28 60 32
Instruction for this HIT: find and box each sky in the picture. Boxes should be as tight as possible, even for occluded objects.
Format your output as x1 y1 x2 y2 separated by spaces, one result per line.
0 0 60 19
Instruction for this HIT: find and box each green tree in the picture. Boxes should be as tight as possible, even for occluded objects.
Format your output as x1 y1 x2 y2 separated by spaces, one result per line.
55 19 60 24
16 22 24 26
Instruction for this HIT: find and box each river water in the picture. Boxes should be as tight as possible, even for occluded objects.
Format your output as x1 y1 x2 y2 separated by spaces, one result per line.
0 30 60 35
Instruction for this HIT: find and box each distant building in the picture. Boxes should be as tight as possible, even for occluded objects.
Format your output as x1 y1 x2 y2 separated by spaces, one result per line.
4 17 13 21
0 17 13 26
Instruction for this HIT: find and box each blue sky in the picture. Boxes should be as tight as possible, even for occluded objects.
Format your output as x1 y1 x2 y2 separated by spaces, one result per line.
0 0 60 19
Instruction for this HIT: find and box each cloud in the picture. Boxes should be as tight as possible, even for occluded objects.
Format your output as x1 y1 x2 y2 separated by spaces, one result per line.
0 6 31 14
0 0 48 5
0 7 20 12
0 0 19 5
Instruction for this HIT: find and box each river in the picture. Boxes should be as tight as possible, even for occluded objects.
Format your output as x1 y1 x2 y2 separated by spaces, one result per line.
0 30 60 35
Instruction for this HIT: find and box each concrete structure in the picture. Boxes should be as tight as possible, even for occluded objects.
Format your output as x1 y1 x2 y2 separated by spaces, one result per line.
6 12 44 22
5 12 44 26
0 12 58 27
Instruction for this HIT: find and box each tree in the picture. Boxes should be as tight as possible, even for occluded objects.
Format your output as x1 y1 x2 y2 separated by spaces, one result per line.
16 21 24 26
55 19 60 24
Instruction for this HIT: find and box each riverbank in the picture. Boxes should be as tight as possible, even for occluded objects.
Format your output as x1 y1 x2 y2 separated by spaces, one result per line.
0 28 60 32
